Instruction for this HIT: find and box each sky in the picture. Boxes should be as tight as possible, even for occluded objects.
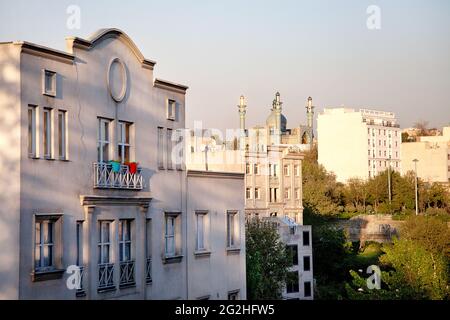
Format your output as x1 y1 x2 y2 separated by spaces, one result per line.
1 0 449 132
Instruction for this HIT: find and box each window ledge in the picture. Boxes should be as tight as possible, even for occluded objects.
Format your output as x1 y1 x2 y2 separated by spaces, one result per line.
194 250 211 257
119 283 136 289
163 255 183 264
31 268 65 282
226 247 241 255
97 285 116 293
76 290 86 298
29 156 39 160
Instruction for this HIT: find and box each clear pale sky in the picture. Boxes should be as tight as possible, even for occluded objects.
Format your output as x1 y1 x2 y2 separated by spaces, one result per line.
1 0 449 132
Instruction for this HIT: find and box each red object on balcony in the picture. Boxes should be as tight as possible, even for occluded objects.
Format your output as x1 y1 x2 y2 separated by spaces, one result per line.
128 162 138 174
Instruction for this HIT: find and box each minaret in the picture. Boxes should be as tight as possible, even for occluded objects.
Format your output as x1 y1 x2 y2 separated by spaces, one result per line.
306 96 315 146
238 95 247 150
274 92 282 144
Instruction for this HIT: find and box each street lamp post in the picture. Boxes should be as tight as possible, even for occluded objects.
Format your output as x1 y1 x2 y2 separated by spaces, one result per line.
413 158 419 215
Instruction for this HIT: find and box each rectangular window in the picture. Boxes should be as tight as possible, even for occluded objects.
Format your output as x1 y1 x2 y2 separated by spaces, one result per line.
255 188 261 199
287 245 298 266
97 119 110 162
58 110 67 160
118 121 131 163
303 256 311 271
35 220 54 271
295 188 301 200
285 188 291 200
119 220 132 262
98 221 111 264
286 271 299 293
303 231 310 246
246 187 252 199
196 212 206 251
284 164 290 176
167 99 176 120
294 165 300 176
273 164 278 177
304 281 312 297
76 221 83 266
227 211 237 248
158 127 164 169
28 105 37 157
165 215 176 257
43 108 52 158
167 128 173 169
254 164 259 175
43 69 56 96
246 163 251 174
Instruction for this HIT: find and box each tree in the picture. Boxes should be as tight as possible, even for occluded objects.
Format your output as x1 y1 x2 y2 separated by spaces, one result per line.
414 120 430 136
246 219 292 299
346 215 450 300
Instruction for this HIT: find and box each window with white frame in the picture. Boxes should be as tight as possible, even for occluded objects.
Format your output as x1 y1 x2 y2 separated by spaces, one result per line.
254 164 260 175
118 121 131 163
98 221 111 264
304 281 312 297
255 187 261 199
246 188 252 199
119 220 132 262
35 219 55 272
164 213 181 258
196 211 208 251
43 108 52 158
167 128 173 169
58 110 67 160
97 118 110 162
245 163 251 174
28 105 37 157
42 69 56 96
157 127 164 169
227 211 238 248
167 99 176 120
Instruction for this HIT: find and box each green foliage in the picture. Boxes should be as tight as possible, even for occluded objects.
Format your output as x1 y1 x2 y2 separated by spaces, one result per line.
245 219 292 300
346 216 450 300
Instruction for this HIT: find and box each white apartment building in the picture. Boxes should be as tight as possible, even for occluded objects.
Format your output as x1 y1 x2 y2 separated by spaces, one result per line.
0 28 246 300
317 108 401 183
401 126 450 184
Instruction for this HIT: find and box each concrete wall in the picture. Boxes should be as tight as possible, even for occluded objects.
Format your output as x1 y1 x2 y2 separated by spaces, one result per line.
0 44 21 299
317 109 368 182
186 171 246 300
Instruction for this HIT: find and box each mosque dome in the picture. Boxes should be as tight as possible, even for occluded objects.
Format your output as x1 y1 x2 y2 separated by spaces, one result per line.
266 109 287 132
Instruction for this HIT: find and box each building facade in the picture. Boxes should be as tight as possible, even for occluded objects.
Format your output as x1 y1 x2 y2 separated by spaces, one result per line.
401 126 450 184
317 108 401 183
0 29 246 300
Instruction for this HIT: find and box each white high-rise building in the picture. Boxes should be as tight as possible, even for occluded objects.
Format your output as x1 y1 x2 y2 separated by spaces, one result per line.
317 108 401 183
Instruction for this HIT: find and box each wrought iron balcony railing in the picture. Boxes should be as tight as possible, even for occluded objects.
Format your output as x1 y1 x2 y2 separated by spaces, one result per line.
119 260 135 287
94 162 143 190
146 257 152 284
76 265 86 297
98 263 114 291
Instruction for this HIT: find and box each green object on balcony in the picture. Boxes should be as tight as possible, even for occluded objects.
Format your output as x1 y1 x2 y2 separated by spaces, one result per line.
109 160 121 172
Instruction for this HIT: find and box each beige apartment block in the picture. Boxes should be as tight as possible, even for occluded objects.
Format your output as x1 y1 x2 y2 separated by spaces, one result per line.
0 29 246 300
317 108 401 183
401 126 450 184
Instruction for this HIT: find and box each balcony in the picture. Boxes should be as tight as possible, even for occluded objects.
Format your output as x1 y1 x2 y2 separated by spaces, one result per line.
94 162 143 190
119 260 135 287
98 263 115 292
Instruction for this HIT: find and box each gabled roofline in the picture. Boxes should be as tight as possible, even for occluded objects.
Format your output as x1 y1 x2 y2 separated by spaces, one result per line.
154 78 189 94
65 28 156 70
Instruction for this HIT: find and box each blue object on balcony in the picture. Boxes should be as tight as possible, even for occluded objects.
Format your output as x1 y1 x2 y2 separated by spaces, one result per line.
109 160 121 172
